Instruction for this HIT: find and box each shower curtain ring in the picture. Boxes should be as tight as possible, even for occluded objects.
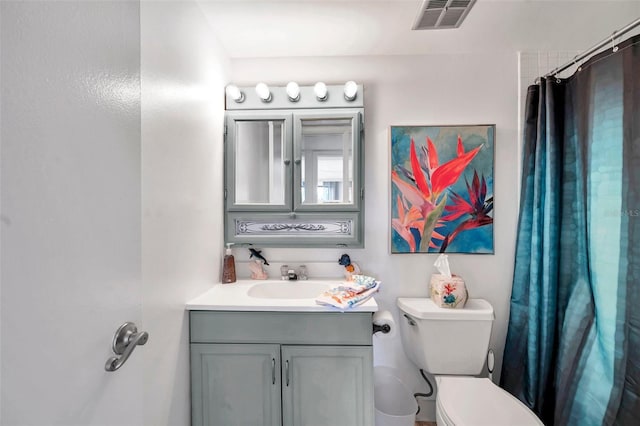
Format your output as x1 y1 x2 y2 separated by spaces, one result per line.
573 56 582 72
611 33 619 53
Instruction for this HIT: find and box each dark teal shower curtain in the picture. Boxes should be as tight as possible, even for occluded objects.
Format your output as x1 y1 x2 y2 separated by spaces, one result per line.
501 34 640 425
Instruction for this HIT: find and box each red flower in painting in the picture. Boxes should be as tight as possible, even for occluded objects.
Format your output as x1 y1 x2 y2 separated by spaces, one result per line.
392 134 483 252
407 136 483 205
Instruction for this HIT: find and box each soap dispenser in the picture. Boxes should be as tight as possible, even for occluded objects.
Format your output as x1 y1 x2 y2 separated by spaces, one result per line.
222 243 236 284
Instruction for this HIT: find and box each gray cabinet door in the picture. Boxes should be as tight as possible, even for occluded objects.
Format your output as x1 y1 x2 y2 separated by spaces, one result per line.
281 345 374 426
293 110 363 212
191 343 281 426
225 111 293 212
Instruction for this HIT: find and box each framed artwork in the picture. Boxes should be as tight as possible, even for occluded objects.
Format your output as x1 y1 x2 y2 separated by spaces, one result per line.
390 125 495 254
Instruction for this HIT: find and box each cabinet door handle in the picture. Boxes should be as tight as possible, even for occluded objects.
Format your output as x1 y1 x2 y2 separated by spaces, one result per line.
272 358 276 385
285 360 290 387
294 158 301 165
284 158 291 166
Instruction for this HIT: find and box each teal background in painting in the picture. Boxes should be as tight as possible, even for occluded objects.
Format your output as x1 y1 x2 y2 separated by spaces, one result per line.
390 125 494 253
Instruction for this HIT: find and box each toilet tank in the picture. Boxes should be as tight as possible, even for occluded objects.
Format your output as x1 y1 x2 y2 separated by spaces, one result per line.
397 298 494 375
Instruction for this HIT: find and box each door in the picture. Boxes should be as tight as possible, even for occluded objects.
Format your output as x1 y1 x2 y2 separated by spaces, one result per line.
281 345 374 426
191 344 282 426
1 1 143 424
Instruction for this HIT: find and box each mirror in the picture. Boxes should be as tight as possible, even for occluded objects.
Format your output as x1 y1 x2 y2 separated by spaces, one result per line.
299 118 353 205
234 120 286 204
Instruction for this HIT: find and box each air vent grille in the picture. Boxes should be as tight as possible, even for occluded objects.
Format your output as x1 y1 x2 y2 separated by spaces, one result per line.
450 0 471 8
417 10 442 29
439 8 466 27
426 0 447 9
412 0 477 30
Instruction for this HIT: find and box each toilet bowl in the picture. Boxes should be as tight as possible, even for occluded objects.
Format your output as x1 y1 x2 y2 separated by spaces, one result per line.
435 376 542 426
397 297 542 426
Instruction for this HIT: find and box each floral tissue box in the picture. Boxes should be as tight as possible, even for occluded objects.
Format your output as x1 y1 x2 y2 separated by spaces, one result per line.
430 274 468 309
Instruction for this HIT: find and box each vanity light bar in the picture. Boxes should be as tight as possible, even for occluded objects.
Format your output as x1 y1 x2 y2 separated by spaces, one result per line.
224 82 363 110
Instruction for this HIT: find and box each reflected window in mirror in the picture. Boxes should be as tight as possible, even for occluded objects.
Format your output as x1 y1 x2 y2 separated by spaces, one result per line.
299 118 353 206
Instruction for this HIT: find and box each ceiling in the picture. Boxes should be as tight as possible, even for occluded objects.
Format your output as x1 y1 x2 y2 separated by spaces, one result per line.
196 0 640 58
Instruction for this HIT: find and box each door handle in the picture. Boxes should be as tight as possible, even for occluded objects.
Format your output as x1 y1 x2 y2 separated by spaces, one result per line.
105 322 149 372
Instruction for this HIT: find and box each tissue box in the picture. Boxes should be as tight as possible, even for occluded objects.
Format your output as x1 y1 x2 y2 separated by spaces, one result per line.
430 274 468 309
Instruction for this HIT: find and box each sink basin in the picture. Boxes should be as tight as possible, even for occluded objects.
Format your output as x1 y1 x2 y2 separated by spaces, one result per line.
247 281 333 299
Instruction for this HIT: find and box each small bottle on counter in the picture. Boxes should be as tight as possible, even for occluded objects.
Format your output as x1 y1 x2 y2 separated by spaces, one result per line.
222 243 236 284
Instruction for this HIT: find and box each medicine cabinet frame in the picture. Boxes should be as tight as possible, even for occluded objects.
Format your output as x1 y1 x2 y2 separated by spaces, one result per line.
223 84 365 248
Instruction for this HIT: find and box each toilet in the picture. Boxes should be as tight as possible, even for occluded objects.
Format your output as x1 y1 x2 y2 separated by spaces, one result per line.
397 297 543 426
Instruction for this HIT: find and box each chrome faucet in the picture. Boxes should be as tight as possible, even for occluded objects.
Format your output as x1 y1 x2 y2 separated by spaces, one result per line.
280 265 308 281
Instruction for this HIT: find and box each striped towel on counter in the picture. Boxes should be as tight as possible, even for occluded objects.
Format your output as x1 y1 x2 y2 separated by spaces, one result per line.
315 275 380 309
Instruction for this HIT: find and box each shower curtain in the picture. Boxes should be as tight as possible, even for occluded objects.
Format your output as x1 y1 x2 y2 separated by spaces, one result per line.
501 34 640 425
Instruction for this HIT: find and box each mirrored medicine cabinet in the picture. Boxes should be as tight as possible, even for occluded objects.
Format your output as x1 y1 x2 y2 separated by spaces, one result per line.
224 83 365 247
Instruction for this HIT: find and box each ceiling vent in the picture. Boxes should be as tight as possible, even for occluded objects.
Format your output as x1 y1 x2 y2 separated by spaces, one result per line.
412 0 477 30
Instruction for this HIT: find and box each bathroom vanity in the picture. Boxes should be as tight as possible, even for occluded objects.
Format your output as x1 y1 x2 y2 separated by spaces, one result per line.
186 280 377 426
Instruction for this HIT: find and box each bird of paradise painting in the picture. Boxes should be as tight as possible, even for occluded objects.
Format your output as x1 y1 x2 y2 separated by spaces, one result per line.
391 125 494 254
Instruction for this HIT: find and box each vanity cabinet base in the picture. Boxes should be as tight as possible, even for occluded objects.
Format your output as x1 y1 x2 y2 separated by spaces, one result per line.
189 311 374 426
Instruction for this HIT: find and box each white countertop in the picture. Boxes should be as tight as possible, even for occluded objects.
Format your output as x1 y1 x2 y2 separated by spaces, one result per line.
185 279 378 312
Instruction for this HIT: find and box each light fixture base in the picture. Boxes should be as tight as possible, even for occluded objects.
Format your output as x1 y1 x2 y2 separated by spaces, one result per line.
225 84 364 110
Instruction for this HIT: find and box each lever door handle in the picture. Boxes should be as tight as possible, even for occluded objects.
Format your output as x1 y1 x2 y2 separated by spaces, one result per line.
105 322 149 372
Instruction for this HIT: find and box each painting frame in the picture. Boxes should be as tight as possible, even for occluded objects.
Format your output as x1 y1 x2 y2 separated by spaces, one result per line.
390 124 495 254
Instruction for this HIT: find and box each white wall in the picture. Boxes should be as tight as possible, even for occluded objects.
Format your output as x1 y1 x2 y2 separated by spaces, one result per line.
230 53 519 419
140 1 230 424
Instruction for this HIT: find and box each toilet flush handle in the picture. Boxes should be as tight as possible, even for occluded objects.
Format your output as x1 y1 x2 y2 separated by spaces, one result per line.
403 314 416 326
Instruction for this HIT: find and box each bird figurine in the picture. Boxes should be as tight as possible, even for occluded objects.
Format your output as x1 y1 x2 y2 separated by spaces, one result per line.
249 248 269 265
338 254 360 281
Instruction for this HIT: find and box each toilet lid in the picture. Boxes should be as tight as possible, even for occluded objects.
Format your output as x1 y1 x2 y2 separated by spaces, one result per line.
436 377 543 426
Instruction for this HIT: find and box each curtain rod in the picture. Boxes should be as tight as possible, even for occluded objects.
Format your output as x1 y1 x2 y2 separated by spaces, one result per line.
544 16 640 78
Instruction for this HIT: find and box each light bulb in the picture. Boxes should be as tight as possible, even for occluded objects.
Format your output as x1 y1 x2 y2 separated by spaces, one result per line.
255 82 272 102
225 84 244 103
286 81 300 102
314 82 328 101
343 81 358 101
